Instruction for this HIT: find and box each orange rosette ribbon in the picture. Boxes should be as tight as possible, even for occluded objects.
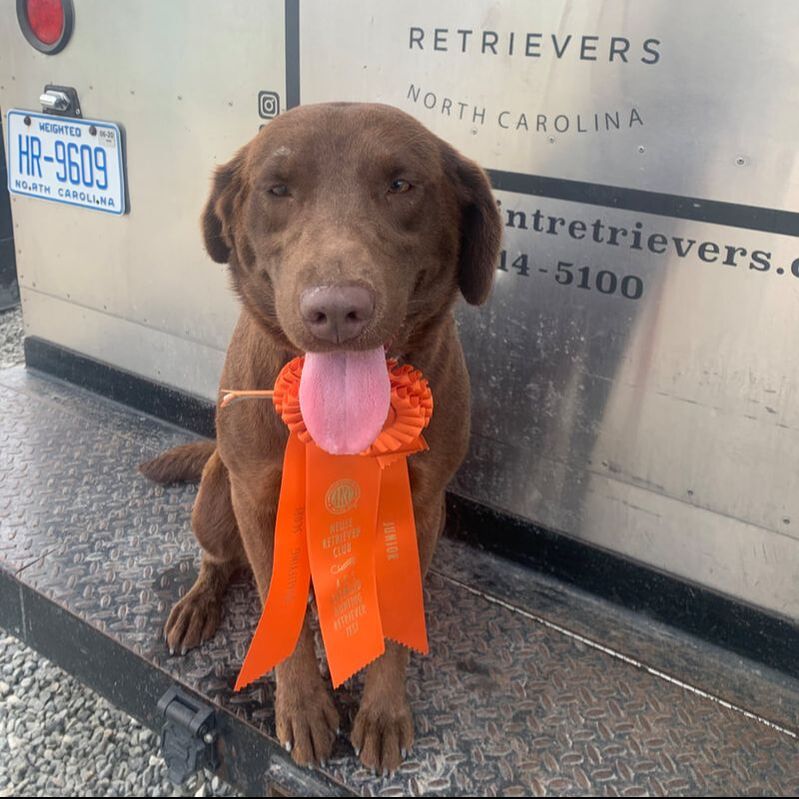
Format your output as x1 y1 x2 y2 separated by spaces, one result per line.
233 357 432 690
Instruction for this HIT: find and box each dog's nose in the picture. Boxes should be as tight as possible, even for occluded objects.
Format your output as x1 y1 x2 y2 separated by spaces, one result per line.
299 285 375 344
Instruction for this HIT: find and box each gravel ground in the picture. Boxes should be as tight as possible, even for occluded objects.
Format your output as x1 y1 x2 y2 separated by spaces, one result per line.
0 306 238 797
0 305 23 368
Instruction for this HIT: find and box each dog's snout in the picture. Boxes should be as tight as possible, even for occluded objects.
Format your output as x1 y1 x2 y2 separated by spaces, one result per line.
299 285 375 344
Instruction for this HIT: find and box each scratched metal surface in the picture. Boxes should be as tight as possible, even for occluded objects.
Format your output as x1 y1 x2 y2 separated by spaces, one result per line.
1 366 797 796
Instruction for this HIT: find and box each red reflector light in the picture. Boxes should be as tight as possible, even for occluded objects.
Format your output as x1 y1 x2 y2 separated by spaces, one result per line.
25 0 64 45
17 0 73 54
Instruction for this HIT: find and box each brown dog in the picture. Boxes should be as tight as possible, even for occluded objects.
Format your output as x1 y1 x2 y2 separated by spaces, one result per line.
141 102 501 773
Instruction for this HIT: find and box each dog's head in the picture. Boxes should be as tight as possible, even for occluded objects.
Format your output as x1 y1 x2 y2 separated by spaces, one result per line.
202 102 501 354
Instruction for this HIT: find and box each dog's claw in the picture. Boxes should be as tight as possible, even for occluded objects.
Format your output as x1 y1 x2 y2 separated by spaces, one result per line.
164 576 224 656
275 681 338 767
352 695 413 774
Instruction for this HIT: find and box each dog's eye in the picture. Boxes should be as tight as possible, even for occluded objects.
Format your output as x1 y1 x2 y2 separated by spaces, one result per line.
388 179 412 194
269 184 290 197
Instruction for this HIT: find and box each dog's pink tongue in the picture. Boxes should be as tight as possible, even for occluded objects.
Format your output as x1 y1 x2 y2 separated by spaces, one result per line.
299 347 390 455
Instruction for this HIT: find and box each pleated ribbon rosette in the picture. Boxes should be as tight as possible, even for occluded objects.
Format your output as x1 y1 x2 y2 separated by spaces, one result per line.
234 357 433 689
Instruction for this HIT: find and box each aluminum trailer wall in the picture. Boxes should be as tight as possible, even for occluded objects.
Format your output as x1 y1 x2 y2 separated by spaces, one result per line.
2 1 798 620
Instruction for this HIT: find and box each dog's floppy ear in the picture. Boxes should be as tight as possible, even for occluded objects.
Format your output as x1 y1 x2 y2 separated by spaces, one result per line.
201 148 248 264
441 143 503 305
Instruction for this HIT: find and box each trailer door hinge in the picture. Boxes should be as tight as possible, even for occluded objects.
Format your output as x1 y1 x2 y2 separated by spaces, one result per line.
157 685 219 785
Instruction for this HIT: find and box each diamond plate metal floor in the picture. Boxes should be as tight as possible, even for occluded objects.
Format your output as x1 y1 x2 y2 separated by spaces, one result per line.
1 365 797 796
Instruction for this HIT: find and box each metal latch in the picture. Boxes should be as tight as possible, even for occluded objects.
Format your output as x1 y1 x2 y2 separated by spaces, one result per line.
157 685 219 785
39 84 82 117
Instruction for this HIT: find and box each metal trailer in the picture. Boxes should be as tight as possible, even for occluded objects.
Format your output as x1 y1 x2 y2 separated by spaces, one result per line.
1 1 797 794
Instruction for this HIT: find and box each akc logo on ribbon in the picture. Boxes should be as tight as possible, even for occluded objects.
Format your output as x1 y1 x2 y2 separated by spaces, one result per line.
325 479 360 515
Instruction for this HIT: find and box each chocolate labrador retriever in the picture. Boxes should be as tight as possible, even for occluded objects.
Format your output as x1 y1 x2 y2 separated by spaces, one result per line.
141 102 501 772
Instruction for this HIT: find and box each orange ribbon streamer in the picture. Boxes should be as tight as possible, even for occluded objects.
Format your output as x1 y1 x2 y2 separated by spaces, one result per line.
234 358 432 690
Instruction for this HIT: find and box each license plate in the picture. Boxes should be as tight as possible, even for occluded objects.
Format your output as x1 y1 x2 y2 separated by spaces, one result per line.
6 110 126 215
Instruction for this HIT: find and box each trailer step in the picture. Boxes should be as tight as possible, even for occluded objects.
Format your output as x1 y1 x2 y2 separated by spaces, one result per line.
0 365 797 796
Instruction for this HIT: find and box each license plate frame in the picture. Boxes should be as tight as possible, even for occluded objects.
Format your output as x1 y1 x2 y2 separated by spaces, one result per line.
5 109 126 216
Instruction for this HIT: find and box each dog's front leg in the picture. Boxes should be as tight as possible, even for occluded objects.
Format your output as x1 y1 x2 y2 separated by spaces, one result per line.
352 491 444 774
230 470 339 767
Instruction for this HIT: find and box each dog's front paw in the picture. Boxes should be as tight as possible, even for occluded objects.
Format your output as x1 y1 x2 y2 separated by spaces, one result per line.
164 586 222 655
275 682 339 767
351 693 413 775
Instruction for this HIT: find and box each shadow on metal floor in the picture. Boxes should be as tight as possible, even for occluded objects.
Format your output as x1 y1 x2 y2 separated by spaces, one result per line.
1 366 797 796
